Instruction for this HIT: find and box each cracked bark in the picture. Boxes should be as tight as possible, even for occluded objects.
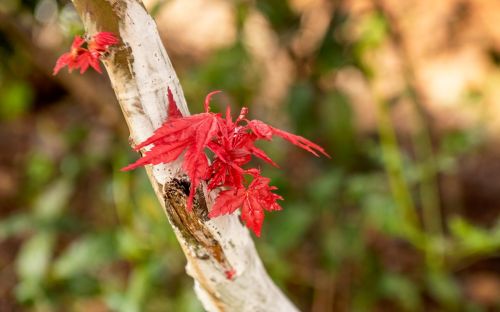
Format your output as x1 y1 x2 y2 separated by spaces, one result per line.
70 0 299 311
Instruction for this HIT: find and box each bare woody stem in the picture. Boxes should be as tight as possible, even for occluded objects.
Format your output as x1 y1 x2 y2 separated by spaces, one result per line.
70 0 299 311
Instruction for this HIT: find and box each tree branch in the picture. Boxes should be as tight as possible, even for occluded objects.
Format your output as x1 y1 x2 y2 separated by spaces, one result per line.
70 0 299 311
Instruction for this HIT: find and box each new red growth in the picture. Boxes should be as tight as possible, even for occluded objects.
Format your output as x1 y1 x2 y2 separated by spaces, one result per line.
54 33 329 236
53 32 119 75
123 88 329 237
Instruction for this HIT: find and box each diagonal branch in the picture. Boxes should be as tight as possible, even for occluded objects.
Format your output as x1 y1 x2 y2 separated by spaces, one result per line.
70 0 299 311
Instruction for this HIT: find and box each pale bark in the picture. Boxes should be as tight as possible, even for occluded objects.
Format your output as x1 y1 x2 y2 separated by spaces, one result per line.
70 0 299 311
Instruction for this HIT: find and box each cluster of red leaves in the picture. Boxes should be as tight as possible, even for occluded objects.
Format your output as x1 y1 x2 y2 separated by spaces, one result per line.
53 32 119 75
123 89 329 236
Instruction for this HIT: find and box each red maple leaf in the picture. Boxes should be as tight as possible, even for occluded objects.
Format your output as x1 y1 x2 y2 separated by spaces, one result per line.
123 89 329 236
248 120 330 158
204 106 278 191
167 88 183 119
88 32 119 54
53 32 119 75
122 90 225 208
75 50 103 74
53 36 90 75
209 175 283 237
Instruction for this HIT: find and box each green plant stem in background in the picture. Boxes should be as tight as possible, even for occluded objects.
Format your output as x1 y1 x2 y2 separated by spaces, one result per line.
375 95 418 235
372 0 445 267
408 91 446 268
404 85 444 244
372 0 444 240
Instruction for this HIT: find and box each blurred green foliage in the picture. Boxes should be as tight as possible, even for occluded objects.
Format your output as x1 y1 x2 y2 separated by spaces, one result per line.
1 1 499 311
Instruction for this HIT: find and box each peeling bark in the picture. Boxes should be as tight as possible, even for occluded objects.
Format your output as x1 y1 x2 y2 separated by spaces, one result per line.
70 0 299 311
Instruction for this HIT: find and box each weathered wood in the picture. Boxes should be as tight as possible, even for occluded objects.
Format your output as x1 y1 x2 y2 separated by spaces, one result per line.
70 0 299 311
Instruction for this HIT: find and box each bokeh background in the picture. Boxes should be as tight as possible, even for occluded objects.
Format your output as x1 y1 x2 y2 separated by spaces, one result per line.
1 0 500 311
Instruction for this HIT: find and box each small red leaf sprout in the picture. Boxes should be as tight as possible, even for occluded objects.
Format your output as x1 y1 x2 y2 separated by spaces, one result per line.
224 269 237 280
123 88 330 236
53 32 119 75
